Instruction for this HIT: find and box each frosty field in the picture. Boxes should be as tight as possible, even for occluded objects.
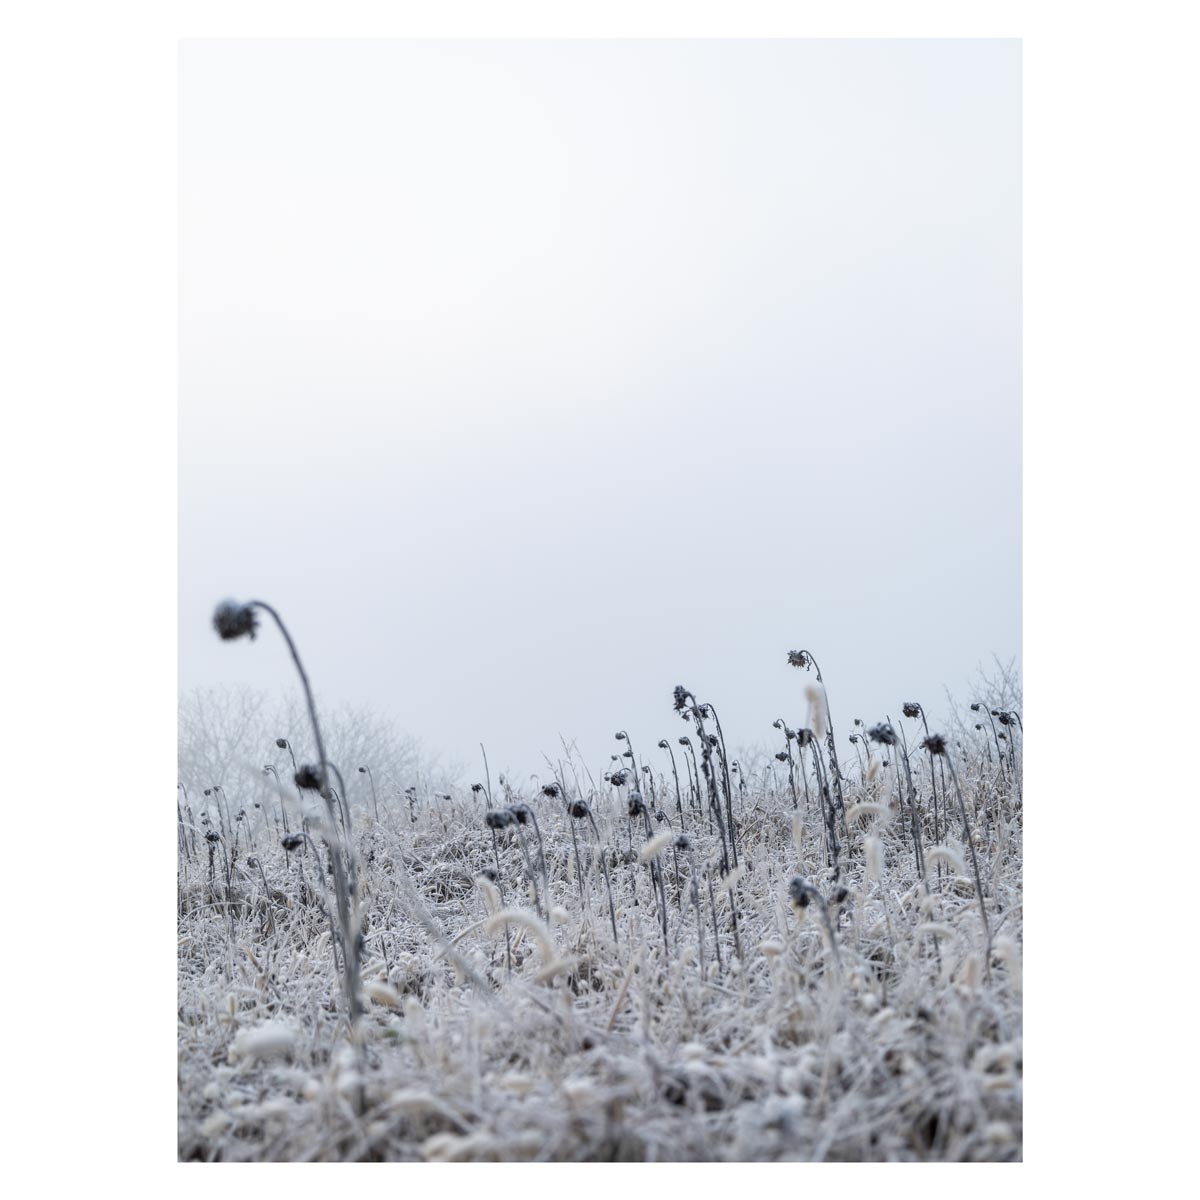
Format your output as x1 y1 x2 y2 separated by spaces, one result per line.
179 611 1021 1162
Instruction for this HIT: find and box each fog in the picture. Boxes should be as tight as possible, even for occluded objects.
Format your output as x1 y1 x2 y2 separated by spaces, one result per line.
180 39 1020 782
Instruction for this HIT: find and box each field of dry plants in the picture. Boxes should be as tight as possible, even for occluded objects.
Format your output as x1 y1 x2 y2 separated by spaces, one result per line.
178 601 1022 1162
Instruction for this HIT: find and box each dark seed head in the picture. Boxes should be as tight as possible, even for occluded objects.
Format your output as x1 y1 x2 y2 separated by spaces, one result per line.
868 723 897 747
480 866 499 883
275 738 288 749
787 650 810 670
832 886 850 905
673 685 692 714
205 830 221 844
568 800 589 820
627 792 645 818
471 783 484 794
674 834 691 851
657 740 669 750
775 752 789 763
922 734 948 756
294 764 323 791
484 809 514 830
508 804 531 826
213 600 258 641
541 783 560 799
902 702 921 719
788 876 812 907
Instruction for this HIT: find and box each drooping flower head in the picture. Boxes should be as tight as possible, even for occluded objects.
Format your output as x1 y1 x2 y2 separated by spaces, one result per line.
213 601 258 641
293 764 323 791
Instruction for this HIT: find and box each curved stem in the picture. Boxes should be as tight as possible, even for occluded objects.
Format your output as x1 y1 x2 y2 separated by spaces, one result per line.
663 743 685 831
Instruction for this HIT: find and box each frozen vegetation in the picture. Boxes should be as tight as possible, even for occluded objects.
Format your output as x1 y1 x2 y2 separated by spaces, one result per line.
178 602 1022 1161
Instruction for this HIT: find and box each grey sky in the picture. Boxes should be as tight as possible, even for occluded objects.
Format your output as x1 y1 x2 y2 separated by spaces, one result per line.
180 39 1020 783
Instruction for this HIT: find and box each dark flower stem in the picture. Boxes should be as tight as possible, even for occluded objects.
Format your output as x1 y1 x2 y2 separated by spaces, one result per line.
704 703 739 852
681 739 705 826
893 722 928 884
360 765 379 821
941 748 992 975
661 741 686 832
584 808 619 946
489 827 514 973
240 601 363 1046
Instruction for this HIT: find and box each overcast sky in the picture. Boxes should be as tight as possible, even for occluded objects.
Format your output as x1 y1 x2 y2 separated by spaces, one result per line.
180 39 1020 784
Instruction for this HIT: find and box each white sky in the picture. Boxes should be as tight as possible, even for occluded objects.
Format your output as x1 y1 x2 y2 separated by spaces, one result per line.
180 39 1020 782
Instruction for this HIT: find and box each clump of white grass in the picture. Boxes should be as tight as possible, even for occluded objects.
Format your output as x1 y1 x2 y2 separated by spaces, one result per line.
638 831 675 863
805 682 828 740
864 835 885 881
228 1022 296 1064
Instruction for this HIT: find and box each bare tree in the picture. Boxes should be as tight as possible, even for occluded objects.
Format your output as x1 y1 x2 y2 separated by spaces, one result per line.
177 686 450 825
943 655 1023 746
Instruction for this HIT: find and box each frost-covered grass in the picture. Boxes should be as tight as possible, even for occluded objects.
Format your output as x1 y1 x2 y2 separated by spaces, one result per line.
178 720 1022 1162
